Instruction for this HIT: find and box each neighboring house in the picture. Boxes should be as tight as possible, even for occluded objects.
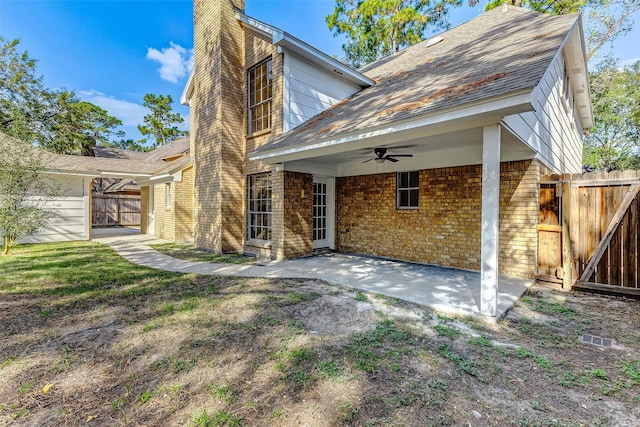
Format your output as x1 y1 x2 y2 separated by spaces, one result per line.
18 138 192 243
182 0 592 314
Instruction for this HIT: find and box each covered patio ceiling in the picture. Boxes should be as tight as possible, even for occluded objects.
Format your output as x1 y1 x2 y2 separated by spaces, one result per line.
280 125 536 177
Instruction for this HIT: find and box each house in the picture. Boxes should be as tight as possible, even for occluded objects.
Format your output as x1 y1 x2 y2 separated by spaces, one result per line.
181 1 592 314
14 137 191 243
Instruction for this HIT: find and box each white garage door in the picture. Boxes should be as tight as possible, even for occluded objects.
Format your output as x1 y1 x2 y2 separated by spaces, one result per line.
20 175 91 243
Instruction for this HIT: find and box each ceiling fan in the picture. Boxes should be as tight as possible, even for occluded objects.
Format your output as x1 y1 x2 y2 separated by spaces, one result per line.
362 147 413 164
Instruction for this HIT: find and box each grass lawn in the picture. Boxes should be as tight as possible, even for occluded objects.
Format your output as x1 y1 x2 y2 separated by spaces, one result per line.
150 242 254 264
1 242 640 426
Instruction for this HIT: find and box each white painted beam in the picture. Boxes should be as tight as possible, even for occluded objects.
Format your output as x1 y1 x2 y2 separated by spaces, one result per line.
480 124 501 316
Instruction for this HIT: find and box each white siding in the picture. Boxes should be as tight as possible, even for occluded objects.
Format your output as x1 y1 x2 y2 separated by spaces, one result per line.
502 52 584 174
20 175 91 243
283 53 362 132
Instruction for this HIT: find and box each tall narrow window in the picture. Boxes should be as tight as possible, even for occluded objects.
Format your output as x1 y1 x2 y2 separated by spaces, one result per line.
397 171 419 209
165 182 172 208
248 58 273 134
248 173 272 241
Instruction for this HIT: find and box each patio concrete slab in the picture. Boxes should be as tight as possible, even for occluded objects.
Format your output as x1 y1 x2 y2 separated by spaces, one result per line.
94 234 532 321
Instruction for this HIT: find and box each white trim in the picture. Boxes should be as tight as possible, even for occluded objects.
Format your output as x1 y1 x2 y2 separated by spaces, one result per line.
283 52 291 133
480 124 501 317
44 170 99 178
148 186 155 235
250 90 532 163
312 176 335 250
235 12 373 88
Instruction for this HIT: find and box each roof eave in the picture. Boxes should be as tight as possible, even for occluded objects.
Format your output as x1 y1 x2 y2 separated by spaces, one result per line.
236 12 374 88
554 14 593 129
250 90 534 164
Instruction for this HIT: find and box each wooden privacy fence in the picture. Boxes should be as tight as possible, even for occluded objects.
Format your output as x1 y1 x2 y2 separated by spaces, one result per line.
92 194 141 227
539 170 640 296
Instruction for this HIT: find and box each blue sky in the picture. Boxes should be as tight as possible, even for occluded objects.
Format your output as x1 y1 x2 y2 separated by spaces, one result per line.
0 1 638 145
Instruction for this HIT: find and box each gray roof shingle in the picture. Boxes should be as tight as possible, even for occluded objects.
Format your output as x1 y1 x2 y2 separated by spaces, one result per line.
253 6 578 155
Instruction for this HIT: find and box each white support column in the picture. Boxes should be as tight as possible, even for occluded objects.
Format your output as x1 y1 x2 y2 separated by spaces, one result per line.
480 124 501 316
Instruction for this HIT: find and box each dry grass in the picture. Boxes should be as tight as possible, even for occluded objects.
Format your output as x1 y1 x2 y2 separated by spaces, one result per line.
1 241 640 426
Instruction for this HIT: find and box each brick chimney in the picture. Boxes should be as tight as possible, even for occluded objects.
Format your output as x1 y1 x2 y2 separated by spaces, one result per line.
191 0 246 253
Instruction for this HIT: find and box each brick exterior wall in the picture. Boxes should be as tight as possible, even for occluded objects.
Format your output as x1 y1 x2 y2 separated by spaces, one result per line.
192 0 246 253
154 183 175 241
175 166 194 242
147 168 194 242
140 186 149 234
192 0 302 259
283 171 313 258
498 160 541 278
336 160 539 278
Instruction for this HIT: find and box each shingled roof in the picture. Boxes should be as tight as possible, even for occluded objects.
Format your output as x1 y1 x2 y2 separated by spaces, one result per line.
27 138 189 178
252 6 579 157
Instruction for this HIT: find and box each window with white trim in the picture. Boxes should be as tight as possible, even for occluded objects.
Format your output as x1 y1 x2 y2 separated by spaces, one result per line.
397 171 419 209
248 58 273 134
248 173 272 241
165 182 172 208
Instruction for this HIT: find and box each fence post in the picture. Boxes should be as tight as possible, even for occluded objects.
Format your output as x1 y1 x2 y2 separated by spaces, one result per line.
561 173 573 289
116 198 121 226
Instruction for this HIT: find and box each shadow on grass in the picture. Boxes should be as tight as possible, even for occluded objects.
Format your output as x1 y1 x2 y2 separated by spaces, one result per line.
1 242 639 426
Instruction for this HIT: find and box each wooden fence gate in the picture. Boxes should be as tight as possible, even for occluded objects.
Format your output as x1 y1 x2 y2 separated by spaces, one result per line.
92 194 141 227
539 170 640 297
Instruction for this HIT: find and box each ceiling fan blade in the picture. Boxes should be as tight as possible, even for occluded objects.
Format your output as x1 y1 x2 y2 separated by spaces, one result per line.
362 158 375 163
389 154 413 157
385 157 399 163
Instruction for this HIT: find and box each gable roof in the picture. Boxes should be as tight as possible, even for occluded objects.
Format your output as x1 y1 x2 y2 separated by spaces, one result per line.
45 139 190 179
181 11 374 106
251 6 581 160
92 146 151 161
146 137 190 162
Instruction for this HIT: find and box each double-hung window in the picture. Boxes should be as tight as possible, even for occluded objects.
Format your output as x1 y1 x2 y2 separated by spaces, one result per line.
248 173 272 241
248 58 273 134
397 171 419 209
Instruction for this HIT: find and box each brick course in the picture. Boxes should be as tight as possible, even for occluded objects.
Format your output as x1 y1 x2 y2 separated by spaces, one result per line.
192 0 246 253
336 160 539 278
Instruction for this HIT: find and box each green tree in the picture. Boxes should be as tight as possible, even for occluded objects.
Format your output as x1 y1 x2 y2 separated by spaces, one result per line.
583 59 640 171
0 37 56 144
0 132 59 255
0 37 124 155
137 94 186 147
585 0 640 61
485 0 639 60
45 91 124 155
326 0 469 68
484 0 588 15
108 138 151 152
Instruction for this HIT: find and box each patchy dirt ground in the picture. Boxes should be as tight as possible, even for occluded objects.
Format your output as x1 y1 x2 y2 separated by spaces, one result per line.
1 242 640 426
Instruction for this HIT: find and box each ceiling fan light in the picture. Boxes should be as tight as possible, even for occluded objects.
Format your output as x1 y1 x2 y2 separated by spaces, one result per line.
375 158 385 164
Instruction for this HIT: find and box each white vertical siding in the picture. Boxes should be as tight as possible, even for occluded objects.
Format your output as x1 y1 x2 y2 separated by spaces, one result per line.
283 53 362 132
502 52 584 174
20 175 91 243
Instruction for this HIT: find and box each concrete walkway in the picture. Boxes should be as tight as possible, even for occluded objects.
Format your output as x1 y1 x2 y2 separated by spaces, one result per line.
94 233 532 321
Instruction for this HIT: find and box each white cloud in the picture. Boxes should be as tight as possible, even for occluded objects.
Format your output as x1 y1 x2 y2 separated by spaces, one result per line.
146 42 193 83
79 90 146 127
620 57 640 67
